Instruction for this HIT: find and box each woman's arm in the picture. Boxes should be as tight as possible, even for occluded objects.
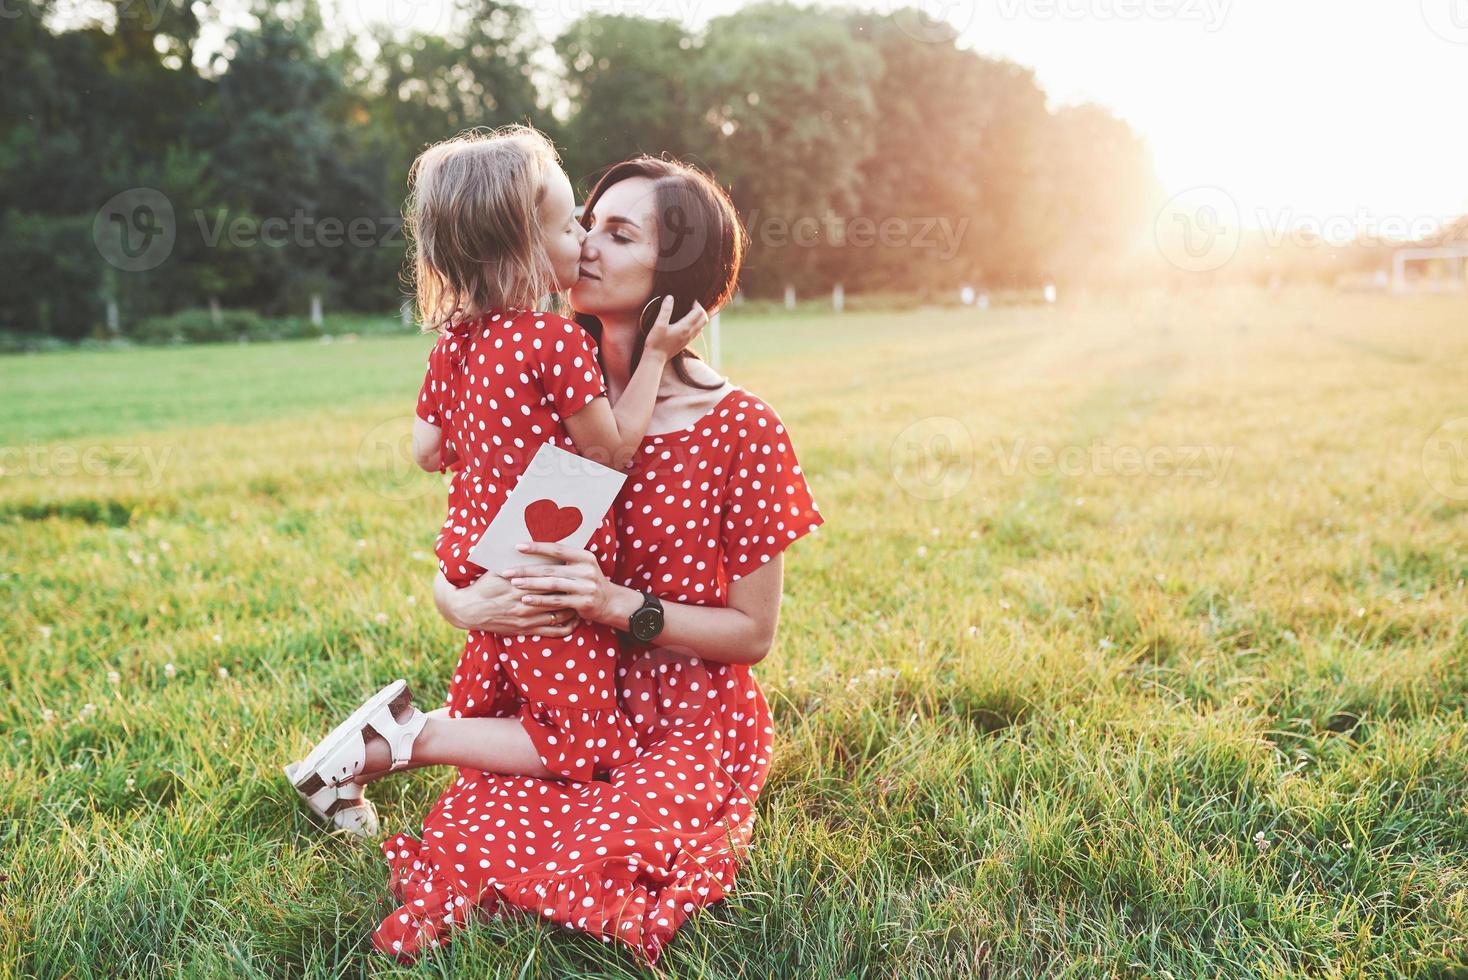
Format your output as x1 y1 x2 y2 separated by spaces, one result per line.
500 541 783 667
602 557 783 666
433 569 580 637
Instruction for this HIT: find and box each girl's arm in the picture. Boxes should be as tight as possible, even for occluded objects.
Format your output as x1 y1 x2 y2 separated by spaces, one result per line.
500 540 783 667
562 351 667 471
561 299 708 471
412 418 448 472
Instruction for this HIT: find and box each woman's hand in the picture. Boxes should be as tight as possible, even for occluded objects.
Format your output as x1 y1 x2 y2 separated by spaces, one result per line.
433 569 581 637
499 542 641 630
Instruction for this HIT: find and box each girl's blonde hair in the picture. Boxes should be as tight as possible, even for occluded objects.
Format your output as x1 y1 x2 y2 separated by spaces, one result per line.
404 125 563 332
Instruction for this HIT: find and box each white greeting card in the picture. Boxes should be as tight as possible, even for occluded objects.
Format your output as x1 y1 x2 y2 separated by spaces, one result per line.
466 441 628 575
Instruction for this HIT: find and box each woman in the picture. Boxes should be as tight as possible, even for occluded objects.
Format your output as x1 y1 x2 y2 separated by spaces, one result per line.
363 157 823 964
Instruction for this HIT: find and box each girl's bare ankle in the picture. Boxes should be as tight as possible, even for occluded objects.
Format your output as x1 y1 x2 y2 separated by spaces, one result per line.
355 700 423 781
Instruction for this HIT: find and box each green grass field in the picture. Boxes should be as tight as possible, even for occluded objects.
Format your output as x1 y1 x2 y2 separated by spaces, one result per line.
3 287 1467 977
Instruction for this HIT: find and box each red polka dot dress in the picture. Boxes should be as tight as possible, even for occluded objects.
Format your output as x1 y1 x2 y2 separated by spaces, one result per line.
373 387 825 965
416 309 640 783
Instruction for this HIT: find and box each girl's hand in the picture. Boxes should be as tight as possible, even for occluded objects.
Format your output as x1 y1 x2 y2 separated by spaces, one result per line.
500 541 628 628
643 296 708 359
434 569 580 637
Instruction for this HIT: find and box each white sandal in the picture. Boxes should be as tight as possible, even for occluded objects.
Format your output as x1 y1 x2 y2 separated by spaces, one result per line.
285 679 428 828
283 759 380 836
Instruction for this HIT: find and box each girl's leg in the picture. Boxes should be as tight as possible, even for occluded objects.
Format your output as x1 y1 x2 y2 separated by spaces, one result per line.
353 704 552 784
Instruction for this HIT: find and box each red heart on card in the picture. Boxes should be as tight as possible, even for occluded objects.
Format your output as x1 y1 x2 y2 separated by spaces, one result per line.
524 498 583 543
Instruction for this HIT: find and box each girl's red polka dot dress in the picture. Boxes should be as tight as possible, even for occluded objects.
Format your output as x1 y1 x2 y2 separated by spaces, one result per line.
373 387 825 965
416 309 639 783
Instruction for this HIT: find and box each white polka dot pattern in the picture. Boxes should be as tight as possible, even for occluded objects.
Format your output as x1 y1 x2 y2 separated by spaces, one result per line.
417 308 636 783
612 388 826 596
417 309 608 587
372 387 824 966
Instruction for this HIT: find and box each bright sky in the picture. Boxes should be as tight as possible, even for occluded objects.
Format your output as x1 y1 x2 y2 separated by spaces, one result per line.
946 0 1468 232
331 0 1468 231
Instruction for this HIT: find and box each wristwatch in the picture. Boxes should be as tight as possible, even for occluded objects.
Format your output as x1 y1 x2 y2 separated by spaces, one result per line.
620 590 665 644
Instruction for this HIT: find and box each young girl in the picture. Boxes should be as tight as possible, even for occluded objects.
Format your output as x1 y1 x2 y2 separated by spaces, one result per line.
284 126 707 835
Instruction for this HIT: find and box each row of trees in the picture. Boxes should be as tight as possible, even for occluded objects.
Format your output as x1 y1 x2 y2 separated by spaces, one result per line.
1 0 1165 339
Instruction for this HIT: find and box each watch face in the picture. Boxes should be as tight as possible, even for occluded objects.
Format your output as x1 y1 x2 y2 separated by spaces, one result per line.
630 606 663 641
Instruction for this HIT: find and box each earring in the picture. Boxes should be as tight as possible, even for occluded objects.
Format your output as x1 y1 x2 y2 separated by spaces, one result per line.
639 295 667 333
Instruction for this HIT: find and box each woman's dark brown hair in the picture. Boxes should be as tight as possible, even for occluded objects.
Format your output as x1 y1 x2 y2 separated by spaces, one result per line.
574 156 745 391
